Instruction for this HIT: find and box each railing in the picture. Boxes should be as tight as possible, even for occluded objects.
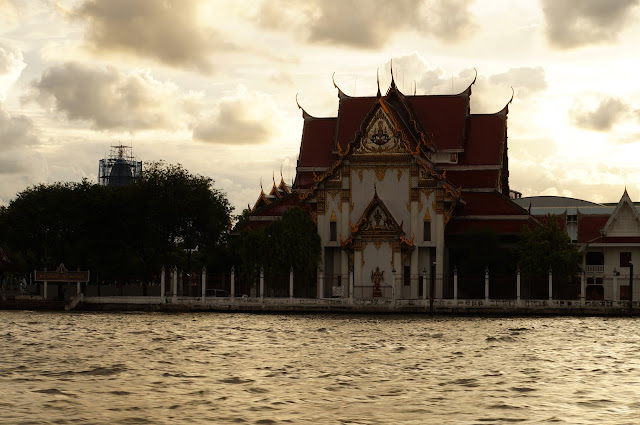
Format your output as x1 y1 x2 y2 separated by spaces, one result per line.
584 265 604 273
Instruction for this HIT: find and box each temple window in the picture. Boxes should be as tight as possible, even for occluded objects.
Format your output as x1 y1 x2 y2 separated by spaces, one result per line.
423 220 431 241
330 221 337 241
620 252 632 267
404 266 411 286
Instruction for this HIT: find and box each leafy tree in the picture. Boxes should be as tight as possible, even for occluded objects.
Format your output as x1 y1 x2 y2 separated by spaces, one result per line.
0 162 232 280
517 215 582 280
237 207 321 276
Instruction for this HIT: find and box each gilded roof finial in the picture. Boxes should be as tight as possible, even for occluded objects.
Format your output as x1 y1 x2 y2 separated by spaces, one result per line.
472 67 478 86
376 68 381 98
373 180 378 196
260 178 264 194
280 165 284 183
296 93 313 120
509 86 514 104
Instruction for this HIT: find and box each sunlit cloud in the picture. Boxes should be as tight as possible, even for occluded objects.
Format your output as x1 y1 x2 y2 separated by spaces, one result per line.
542 0 639 49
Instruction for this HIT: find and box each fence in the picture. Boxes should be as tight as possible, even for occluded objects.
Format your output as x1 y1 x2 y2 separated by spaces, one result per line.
4 266 639 304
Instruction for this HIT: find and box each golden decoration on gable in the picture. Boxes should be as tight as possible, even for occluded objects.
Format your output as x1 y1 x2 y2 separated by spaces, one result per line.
374 167 387 181
374 241 382 250
397 169 403 182
356 168 364 182
352 109 404 155
330 210 337 222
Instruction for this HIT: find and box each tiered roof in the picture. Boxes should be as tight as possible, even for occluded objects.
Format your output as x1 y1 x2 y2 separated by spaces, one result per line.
245 69 531 235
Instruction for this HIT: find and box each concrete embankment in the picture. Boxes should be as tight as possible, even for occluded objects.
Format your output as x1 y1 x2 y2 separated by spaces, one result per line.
3 295 640 315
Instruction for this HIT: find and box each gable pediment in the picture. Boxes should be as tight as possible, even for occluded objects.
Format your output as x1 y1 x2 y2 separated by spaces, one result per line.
352 107 406 155
351 191 404 239
602 191 640 237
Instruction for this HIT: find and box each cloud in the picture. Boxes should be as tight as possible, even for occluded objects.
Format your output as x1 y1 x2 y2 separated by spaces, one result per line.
24 62 197 132
571 96 630 131
0 106 39 150
193 86 279 145
70 0 230 73
0 42 26 101
0 0 19 32
489 67 547 97
255 0 476 49
541 0 639 49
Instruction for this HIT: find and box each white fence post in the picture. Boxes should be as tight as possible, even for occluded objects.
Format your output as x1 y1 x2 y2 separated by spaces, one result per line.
453 267 458 301
201 266 207 303
317 268 324 299
289 266 294 301
230 266 235 301
516 268 521 305
424 268 429 300
259 266 264 303
349 266 354 304
548 267 553 301
172 266 178 303
160 266 166 303
484 267 489 303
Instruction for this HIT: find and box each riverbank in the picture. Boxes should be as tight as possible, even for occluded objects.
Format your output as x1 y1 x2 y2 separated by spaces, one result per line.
2 295 640 316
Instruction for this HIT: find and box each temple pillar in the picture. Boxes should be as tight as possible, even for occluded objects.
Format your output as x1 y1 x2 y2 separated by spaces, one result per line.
434 215 445 299
353 249 362 297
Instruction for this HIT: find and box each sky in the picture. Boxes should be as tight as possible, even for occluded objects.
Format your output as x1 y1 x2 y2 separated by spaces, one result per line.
2 0 640 214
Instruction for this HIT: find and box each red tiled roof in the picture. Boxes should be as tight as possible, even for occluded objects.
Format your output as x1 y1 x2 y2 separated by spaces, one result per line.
335 97 377 152
298 118 337 168
447 219 532 235
408 95 469 150
251 194 305 216
595 236 640 243
532 212 567 231
445 170 499 189
458 115 505 165
455 191 529 216
294 171 316 189
577 215 607 243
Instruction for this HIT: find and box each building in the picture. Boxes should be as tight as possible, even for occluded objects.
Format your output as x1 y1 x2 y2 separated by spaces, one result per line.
242 69 537 299
515 190 640 301
98 144 142 187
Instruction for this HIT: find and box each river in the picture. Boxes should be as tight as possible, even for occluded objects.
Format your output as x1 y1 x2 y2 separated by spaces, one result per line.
1 311 639 424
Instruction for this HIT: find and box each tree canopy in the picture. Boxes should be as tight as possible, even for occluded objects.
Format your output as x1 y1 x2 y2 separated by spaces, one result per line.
0 162 232 280
517 215 582 279
237 207 321 276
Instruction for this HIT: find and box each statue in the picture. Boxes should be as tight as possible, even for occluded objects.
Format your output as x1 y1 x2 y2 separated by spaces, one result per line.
371 267 384 297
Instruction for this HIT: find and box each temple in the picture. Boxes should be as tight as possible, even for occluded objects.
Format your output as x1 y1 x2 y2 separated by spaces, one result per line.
241 68 537 298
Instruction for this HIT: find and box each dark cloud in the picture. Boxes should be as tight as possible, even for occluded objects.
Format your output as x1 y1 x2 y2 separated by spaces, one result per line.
71 0 230 73
571 97 630 131
541 0 639 48
255 0 476 49
0 106 39 149
24 62 191 131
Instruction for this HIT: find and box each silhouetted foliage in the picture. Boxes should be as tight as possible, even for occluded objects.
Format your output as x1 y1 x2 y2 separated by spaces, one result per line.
0 162 232 281
517 215 582 280
237 207 321 276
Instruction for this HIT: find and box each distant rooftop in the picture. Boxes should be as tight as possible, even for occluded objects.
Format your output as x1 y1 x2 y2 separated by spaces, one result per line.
512 196 603 209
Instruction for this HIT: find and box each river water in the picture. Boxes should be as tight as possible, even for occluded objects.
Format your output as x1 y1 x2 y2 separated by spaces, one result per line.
1 312 640 424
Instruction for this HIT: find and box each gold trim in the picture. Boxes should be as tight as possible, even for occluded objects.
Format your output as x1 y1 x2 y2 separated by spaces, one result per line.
374 241 382 250
397 168 403 182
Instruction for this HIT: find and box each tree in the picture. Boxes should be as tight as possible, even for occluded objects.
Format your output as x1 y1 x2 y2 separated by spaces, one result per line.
517 215 582 280
237 207 321 276
0 163 232 280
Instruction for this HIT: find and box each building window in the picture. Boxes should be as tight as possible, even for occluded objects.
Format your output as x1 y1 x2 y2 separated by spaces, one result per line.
330 221 337 242
586 252 604 265
423 220 431 241
404 266 411 286
620 252 632 267
567 215 577 223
